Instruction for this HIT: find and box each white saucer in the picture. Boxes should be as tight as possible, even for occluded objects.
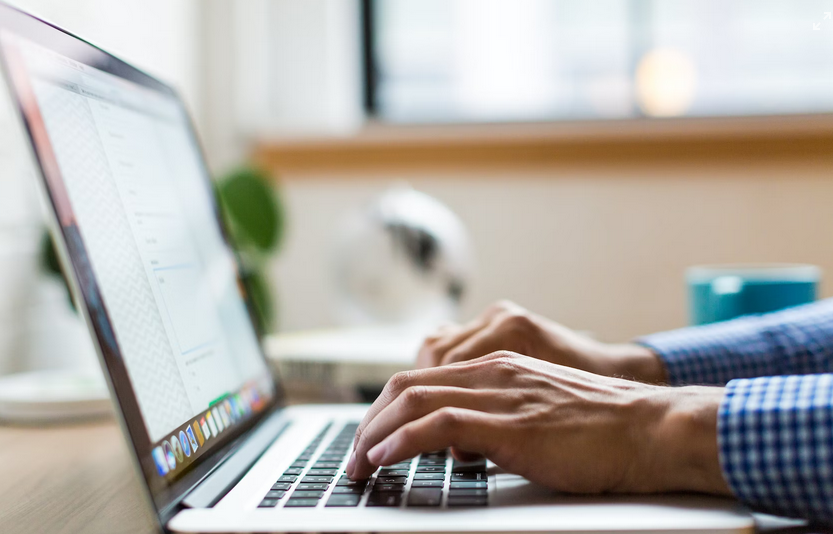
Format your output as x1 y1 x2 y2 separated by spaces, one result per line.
0 368 112 423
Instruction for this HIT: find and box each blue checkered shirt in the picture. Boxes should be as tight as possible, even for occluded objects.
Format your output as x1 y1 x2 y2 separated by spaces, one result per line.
639 299 833 525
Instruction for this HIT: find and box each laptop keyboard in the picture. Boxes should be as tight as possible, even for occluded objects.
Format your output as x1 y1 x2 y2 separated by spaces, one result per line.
258 421 489 509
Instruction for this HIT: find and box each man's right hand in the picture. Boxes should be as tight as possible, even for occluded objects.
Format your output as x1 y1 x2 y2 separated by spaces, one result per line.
417 300 667 384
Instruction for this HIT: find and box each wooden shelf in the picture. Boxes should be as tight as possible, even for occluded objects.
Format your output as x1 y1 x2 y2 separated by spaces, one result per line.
253 115 833 177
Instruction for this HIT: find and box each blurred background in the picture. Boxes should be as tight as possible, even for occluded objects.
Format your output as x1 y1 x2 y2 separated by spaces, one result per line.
2 0 833 377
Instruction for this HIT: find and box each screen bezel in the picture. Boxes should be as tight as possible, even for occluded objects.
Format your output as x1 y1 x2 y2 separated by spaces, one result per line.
0 2 285 522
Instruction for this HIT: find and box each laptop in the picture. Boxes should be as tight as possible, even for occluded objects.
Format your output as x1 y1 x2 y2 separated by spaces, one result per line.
0 4 755 533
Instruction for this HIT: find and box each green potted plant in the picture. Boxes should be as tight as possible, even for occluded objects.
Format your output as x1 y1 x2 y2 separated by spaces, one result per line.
214 166 285 334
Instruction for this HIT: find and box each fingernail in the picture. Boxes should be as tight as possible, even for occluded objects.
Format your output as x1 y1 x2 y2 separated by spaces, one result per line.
345 451 356 476
367 442 387 465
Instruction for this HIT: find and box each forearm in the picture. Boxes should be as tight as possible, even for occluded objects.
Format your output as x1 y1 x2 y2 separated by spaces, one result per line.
637 298 833 385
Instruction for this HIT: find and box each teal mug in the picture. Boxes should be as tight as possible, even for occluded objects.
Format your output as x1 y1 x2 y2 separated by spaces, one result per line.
687 264 821 326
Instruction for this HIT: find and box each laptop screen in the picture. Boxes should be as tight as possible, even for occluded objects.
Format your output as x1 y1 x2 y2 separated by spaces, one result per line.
0 4 280 509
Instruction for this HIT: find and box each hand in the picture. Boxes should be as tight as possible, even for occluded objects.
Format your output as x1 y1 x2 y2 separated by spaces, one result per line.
417 301 666 384
347 352 731 496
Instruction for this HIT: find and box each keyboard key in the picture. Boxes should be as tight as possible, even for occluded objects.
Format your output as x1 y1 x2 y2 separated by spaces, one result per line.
296 483 329 491
317 454 345 461
326 494 361 507
417 458 445 466
258 498 279 508
376 476 407 485
313 462 341 469
411 479 444 488
451 472 487 481
265 490 286 499
332 485 365 494
413 473 444 480
290 490 325 499
289 461 308 469
307 468 338 476
452 459 487 472
295 454 313 461
384 462 413 470
271 482 292 491
422 451 447 458
284 499 319 507
372 484 405 493
450 481 487 489
283 468 304 475
336 477 367 487
301 476 334 484
448 488 487 497
367 493 401 507
407 488 442 507
378 469 410 477
278 475 297 483
447 496 488 507
416 466 445 473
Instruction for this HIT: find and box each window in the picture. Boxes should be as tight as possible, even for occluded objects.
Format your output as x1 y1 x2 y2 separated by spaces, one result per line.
365 0 833 123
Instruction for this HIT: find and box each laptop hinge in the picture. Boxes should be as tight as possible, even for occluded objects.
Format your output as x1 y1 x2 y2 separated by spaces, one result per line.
181 410 291 509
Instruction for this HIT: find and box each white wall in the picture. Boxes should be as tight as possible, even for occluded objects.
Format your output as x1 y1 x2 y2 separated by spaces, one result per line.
198 0 363 173
271 158 833 342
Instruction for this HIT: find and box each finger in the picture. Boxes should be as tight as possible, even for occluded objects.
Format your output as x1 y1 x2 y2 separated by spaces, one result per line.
450 448 483 462
439 320 508 366
365 407 498 470
351 386 512 478
418 302 518 368
352 354 513 452
422 317 490 367
416 324 462 369
425 322 457 341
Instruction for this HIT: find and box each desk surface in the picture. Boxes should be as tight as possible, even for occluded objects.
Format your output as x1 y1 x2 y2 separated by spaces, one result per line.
0 418 825 534
0 420 158 534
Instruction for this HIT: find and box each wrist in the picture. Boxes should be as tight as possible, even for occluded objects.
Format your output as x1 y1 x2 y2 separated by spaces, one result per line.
600 343 668 384
647 386 732 496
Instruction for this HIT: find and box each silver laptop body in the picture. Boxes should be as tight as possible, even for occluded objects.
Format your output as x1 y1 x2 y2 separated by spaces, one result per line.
0 4 753 533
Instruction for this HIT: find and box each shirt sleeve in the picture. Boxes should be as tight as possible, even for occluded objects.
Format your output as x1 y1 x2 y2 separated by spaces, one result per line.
719 374 833 525
637 298 833 386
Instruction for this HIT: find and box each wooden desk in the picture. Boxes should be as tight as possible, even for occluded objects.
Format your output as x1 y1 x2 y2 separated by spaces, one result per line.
0 420 158 534
0 419 825 534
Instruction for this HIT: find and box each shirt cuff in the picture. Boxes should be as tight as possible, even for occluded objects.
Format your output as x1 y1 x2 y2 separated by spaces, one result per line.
718 375 833 524
636 316 776 385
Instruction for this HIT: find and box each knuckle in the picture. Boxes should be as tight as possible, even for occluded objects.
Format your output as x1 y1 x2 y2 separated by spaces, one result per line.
387 370 417 394
401 385 430 408
421 332 442 346
433 406 461 429
493 349 520 362
487 299 513 315
503 311 535 333
489 353 523 377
